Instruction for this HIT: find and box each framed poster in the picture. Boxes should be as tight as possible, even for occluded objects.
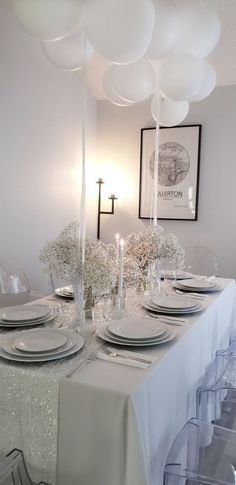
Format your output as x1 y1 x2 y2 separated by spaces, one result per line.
139 124 202 220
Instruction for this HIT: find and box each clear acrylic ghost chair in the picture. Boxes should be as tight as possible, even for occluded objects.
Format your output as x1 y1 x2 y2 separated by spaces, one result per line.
164 418 236 485
185 246 218 277
197 341 236 428
0 256 30 307
0 449 50 485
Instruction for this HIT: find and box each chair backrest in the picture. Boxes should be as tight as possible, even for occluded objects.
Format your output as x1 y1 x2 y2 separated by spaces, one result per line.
185 246 218 277
164 418 236 485
0 449 50 485
0 256 30 307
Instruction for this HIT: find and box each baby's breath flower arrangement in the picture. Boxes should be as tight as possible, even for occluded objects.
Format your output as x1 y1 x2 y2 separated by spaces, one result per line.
39 222 116 297
125 225 164 276
125 225 185 286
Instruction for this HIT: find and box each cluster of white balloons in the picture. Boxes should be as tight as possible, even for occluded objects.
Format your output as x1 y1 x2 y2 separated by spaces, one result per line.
12 0 220 127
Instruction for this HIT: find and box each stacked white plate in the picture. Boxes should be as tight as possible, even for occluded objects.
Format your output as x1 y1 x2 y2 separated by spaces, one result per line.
0 305 56 328
173 278 221 293
96 318 176 347
55 286 74 299
142 295 203 315
161 270 192 280
0 328 84 362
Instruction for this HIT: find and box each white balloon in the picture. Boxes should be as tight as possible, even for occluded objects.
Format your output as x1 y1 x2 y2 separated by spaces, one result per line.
103 69 135 107
147 0 180 60
190 61 216 102
107 59 156 103
177 3 221 59
158 51 205 101
13 0 84 41
41 33 94 71
151 95 189 126
86 0 155 64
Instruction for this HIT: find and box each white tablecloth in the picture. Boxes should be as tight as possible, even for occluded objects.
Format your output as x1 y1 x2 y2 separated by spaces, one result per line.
56 278 236 485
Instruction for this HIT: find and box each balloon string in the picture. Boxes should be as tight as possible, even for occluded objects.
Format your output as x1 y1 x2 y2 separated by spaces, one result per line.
153 95 160 227
76 30 87 317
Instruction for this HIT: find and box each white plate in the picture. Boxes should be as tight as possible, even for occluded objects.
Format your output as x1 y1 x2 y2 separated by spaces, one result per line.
97 323 176 347
0 305 50 322
150 296 197 310
142 301 203 315
176 278 216 289
0 334 84 362
108 318 166 340
13 329 67 353
105 327 170 344
173 281 221 293
2 329 76 357
161 271 192 280
0 311 56 328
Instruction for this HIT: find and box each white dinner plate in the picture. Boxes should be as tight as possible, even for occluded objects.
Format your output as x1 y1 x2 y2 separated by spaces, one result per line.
176 278 216 289
173 281 221 293
2 329 76 357
13 329 67 353
0 334 84 362
105 327 170 344
108 318 166 340
0 305 50 322
97 323 176 347
150 296 197 310
142 301 203 315
0 311 56 328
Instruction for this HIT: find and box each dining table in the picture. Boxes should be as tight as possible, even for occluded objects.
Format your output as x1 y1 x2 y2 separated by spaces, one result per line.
0 277 236 485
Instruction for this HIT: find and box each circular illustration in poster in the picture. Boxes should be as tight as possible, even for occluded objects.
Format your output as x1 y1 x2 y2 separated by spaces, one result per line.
149 142 190 187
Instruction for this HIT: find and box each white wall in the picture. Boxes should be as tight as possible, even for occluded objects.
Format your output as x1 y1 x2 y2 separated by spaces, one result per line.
0 5 98 291
97 85 236 278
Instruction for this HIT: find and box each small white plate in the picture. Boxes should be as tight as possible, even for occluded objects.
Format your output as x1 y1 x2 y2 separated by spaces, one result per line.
176 278 216 289
105 327 170 344
14 329 67 353
0 305 50 322
108 318 166 340
142 301 202 315
0 311 56 328
173 281 221 293
151 296 196 310
97 323 176 347
0 334 84 362
2 329 76 357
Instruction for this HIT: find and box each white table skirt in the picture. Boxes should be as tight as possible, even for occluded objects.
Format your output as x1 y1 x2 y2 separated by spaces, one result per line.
56 278 236 485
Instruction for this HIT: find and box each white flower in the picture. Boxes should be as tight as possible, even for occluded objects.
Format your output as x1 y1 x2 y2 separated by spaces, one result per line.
125 225 185 278
40 222 117 295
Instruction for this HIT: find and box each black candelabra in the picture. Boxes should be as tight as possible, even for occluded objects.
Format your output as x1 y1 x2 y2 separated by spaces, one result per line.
96 178 117 240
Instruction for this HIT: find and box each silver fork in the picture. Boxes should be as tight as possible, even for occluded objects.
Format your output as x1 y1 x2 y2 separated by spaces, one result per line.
102 348 152 364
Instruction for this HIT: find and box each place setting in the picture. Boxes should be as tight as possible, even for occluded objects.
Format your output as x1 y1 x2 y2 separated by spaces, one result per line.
142 294 204 322
172 278 222 294
0 304 56 329
0 327 84 363
96 317 176 348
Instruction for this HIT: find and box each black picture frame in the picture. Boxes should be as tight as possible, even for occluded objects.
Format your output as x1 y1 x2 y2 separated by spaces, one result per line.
139 124 202 221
